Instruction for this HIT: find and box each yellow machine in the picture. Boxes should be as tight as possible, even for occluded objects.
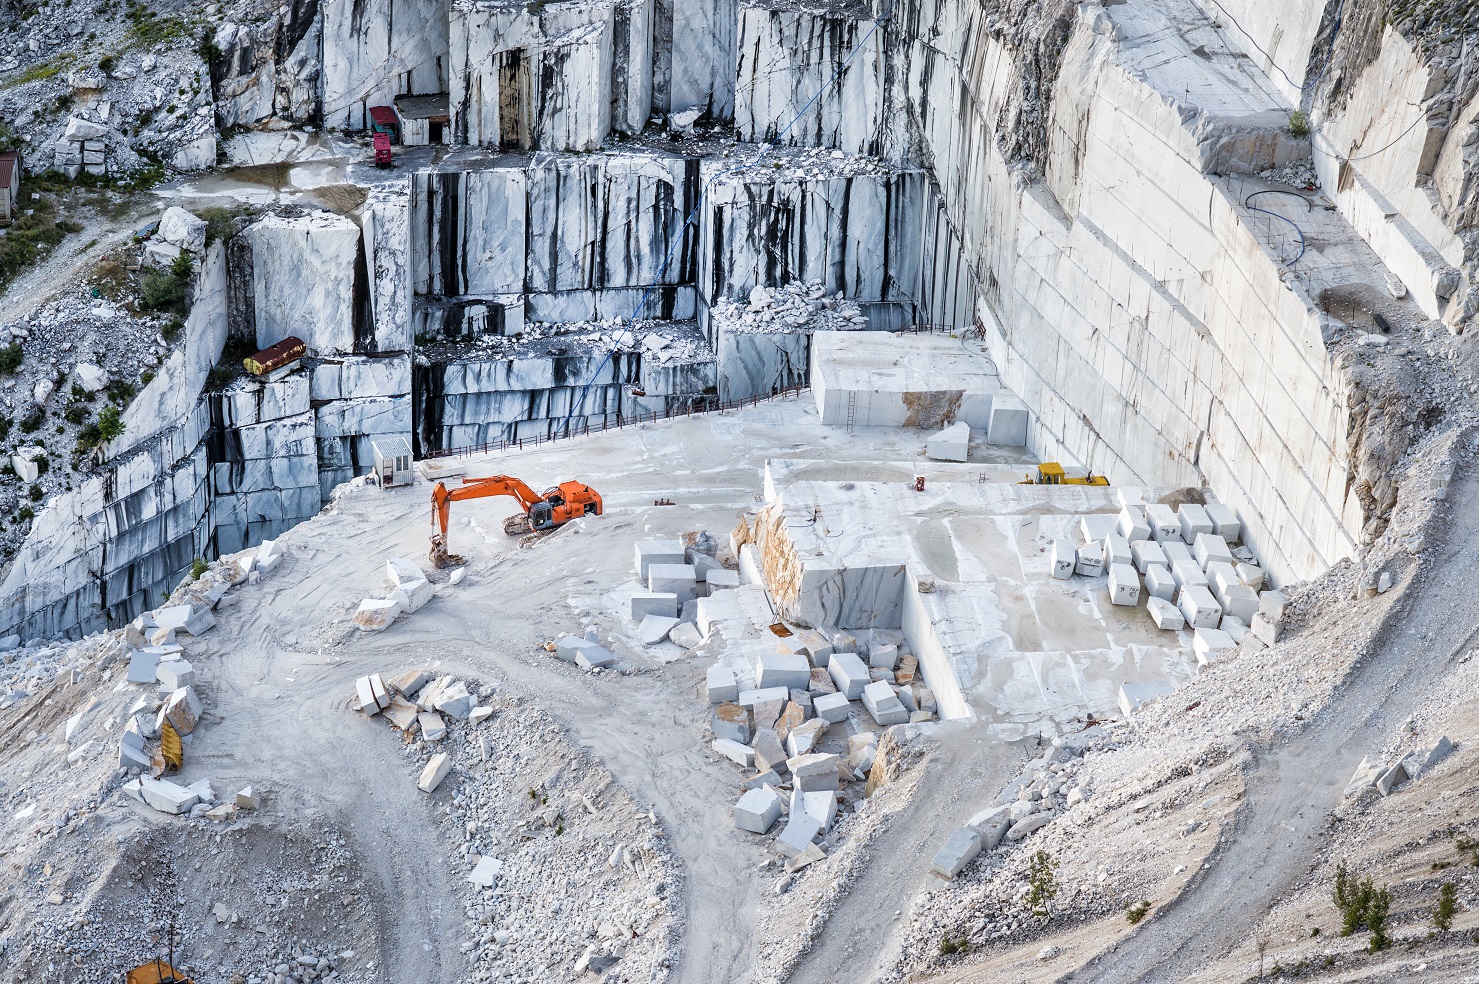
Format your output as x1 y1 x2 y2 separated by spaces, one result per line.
1019 462 1110 486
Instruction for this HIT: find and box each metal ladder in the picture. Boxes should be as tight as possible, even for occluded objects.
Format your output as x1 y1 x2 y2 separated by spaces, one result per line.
845 391 857 433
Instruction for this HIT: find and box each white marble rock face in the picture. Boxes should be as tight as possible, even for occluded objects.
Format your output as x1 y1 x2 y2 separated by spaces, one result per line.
717 329 809 401
245 211 362 356
449 0 652 152
735 6 884 154
321 0 449 131
699 168 924 306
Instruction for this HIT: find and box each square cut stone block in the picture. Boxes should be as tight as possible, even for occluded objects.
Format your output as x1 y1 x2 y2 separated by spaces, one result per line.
706 569 741 591
931 826 984 879
1101 533 1132 567
1116 507 1150 543
1161 541 1193 567
1172 560 1208 589
707 665 739 703
631 591 679 620
1177 504 1213 543
1145 564 1177 602
1207 563 1240 605
1259 590 1289 621
1251 612 1280 646
635 539 685 581
1107 564 1139 606
1132 539 1167 574
1079 514 1117 543
1074 542 1104 577
1205 503 1240 540
755 652 811 690
1194 627 1235 665
648 564 698 605
738 686 791 706
1178 585 1223 629
868 644 898 670
1220 616 1249 642
1193 533 1233 569
1147 596 1185 630
1118 678 1176 716
1116 486 1145 507
1222 584 1260 622
827 652 870 700
713 738 756 767
1236 562 1265 592
862 681 908 726
776 811 824 857
813 691 851 724
1145 504 1180 542
735 787 782 834
1050 538 1077 579
711 702 751 743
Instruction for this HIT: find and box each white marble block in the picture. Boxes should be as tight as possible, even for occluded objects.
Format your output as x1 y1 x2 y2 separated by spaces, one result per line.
1147 596 1185 630
1145 503 1180 542
1079 514 1117 543
926 421 970 462
1172 560 1209 589
1177 504 1213 544
1178 585 1223 629
1075 542 1105 577
1161 541 1194 567
1115 487 1144 508
1194 626 1235 665
1193 533 1234 569
1050 538 1077 579
1132 539 1167 574
1102 533 1132 567
1205 502 1240 541
649 563 698 605
1222 584 1260 623
1116 506 1150 543
635 539 686 580
1145 564 1177 601
755 652 811 691
1107 564 1140 606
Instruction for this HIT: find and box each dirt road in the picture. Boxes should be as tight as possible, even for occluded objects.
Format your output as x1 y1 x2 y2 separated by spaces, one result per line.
1068 465 1479 983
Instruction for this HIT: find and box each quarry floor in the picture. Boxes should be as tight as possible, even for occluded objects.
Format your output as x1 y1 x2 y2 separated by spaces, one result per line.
180 392 1159 983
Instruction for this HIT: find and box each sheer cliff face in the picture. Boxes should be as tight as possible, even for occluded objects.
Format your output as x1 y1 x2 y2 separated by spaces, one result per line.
894 0 1074 177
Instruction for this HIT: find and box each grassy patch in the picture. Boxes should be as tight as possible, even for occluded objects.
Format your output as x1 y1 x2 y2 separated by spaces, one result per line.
0 53 74 88
0 186 78 291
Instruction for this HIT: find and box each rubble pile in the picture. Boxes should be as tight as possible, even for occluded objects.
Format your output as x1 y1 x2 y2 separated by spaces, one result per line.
709 281 867 336
418 318 713 368
352 665 682 983
0 0 219 176
352 555 440 632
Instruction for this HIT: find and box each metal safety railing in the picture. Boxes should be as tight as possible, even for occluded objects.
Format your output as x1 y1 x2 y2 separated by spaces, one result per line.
427 385 811 460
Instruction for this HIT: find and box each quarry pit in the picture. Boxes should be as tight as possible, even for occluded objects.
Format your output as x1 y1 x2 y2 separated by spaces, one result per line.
2 0 1479 981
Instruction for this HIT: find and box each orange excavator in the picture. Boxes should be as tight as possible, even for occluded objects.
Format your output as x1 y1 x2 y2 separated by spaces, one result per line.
429 475 604 566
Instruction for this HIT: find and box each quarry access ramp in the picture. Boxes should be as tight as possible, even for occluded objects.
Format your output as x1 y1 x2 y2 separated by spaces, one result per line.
1068 459 1479 983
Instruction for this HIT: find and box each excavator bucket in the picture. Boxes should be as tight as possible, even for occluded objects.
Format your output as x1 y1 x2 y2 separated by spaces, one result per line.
428 533 465 570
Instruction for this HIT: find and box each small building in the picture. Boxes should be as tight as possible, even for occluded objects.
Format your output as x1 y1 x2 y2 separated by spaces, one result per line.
0 150 21 225
372 436 415 488
394 93 451 145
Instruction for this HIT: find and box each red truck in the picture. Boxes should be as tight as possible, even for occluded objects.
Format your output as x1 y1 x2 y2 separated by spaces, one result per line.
373 132 393 168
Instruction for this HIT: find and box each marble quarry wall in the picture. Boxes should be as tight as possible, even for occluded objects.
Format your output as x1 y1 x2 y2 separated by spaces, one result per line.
892 0 1373 584
212 0 324 128
449 0 652 151
321 0 450 131
412 346 716 453
734 2 885 154
410 151 701 332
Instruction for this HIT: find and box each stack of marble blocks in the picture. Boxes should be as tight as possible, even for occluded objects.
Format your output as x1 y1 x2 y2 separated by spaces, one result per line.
1065 488 1282 665
707 627 936 854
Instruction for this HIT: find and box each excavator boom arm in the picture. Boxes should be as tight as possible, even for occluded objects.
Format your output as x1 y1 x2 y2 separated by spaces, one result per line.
431 475 545 537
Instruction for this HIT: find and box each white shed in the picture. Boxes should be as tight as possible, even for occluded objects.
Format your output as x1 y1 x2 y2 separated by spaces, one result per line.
372 437 415 488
